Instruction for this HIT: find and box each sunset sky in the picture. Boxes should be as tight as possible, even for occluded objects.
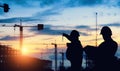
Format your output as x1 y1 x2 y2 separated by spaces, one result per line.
0 0 120 62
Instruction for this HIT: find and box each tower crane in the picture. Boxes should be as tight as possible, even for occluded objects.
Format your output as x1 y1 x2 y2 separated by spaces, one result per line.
0 3 10 12
95 12 98 47
1 20 44 52
40 43 65 71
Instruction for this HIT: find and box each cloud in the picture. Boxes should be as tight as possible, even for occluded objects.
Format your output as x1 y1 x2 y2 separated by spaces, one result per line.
29 24 90 36
39 0 61 7
0 0 32 7
30 25 71 35
76 25 99 31
1 0 120 8
0 35 35 41
0 17 45 23
1 0 120 22
0 9 5 14
0 0 60 8
65 0 102 7
0 7 61 23
100 23 120 27
0 35 18 40
34 8 61 18
75 25 90 29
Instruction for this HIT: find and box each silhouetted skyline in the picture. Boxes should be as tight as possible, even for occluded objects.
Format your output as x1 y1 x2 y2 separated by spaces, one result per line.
1 0 120 70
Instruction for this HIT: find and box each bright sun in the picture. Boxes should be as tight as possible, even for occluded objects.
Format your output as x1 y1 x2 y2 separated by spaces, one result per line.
21 47 29 55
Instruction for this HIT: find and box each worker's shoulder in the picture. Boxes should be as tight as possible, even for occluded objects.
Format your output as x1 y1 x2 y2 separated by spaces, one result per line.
111 40 118 46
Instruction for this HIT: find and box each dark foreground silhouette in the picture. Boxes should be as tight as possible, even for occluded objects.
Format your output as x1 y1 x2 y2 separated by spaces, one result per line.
0 45 53 71
62 26 120 71
63 30 83 71
1 26 120 71
84 26 118 71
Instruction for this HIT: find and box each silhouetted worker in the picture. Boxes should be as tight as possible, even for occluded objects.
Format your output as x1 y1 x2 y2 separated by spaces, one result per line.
63 30 83 71
95 26 118 71
85 26 118 71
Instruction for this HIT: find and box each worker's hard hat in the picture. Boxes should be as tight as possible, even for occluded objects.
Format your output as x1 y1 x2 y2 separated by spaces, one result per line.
100 26 112 36
70 30 80 37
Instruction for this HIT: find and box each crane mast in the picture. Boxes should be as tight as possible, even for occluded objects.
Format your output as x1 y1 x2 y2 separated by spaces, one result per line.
1 20 43 51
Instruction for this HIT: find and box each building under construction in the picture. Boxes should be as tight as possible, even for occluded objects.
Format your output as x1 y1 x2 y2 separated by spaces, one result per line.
0 44 53 71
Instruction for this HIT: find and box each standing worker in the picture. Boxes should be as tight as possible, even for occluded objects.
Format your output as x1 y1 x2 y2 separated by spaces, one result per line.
63 30 83 71
85 26 118 71
95 26 118 71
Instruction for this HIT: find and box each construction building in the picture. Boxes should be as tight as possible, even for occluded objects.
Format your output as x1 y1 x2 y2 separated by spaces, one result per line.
0 44 52 71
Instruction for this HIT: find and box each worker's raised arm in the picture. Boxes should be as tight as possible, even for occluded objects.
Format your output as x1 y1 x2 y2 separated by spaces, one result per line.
62 33 72 41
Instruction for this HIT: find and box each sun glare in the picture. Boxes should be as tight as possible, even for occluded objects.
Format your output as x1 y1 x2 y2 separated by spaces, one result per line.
22 47 29 55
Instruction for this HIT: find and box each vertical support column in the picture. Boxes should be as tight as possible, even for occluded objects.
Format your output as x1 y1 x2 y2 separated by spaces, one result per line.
95 12 98 47
54 44 57 71
61 52 64 67
20 26 23 52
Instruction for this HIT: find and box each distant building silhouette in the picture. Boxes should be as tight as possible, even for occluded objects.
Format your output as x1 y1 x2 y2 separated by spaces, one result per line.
0 44 20 71
0 44 53 71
